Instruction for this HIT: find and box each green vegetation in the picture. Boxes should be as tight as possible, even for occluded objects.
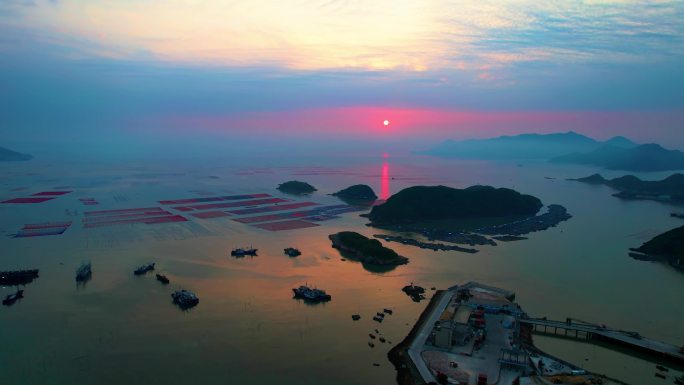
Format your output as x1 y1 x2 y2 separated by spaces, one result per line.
634 225 684 260
277 180 317 194
329 231 408 265
367 185 542 225
332 184 377 204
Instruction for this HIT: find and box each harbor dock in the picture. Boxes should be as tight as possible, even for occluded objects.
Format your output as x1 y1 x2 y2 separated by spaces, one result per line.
390 281 682 385
521 317 684 364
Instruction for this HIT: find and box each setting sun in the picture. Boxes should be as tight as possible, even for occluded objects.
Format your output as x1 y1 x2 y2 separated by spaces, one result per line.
383 120 390 126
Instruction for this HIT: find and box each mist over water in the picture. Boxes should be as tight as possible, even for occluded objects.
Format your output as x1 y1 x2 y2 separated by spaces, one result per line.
1 151 682 385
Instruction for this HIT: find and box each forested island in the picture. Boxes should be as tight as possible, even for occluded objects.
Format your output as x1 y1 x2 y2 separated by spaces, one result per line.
629 225 684 272
366 185 542 226
329 231 408 266
332 184 377 204
277 180 317 194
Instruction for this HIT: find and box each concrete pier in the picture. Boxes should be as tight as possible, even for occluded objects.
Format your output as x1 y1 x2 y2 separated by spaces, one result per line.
521 317 684 364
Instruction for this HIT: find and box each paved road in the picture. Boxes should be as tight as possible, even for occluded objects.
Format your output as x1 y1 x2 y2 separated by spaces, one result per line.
407 290 453 383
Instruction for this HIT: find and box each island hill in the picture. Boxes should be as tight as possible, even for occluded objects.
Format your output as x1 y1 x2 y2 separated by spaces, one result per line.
331 184 378 205
425 131 636 160
569 173 684 204
426 131 684 172
329 231 408 266
629 225 684 272
277 180 317 195
0 146 32 161
366 185 543 226
551 143 684 172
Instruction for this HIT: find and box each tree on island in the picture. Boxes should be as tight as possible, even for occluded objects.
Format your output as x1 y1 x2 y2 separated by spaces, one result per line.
367 185 542 225
277 180 317 195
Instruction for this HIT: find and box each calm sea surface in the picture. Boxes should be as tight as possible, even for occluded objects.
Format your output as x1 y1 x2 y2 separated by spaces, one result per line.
1 153 682 385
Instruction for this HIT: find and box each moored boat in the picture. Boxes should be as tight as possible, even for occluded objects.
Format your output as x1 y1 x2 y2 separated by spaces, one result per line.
134 262 155 275
2 289 24 306
284 247 301 257
156 274 170 284
171 289 199 308
0 269 39 286
231 247 258 257
75 262 92 282
292 285 331 302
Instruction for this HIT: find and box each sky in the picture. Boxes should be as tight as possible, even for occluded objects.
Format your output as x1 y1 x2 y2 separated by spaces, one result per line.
1 0 683 155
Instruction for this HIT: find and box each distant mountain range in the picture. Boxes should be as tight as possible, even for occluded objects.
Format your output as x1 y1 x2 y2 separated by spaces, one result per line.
0 146 32 161
425 131 637 160
550 143 684 171
426 131 684 172
569 173 684 203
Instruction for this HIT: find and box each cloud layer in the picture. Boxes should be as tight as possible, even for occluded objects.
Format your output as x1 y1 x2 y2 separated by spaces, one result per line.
1 0 683 151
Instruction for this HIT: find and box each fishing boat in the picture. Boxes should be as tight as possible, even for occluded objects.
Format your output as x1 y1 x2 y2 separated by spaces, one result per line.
292 285 331 302
156 274 170 284
134 262 155 275
171 289 199 308
0 269 39 286
284 247 301 257
75 262 92 282
231 247 258 257
2 289 24 306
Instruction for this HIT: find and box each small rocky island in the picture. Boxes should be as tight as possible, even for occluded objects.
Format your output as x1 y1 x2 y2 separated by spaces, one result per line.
629 225 684 272
329 231 408 266
366 185 542 225
569 173 684 204
332 184 377 205
277 180 317 195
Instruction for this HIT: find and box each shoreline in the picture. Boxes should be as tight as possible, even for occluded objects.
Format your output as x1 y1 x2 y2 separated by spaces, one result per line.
387 290 447 385
388 282 679 385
